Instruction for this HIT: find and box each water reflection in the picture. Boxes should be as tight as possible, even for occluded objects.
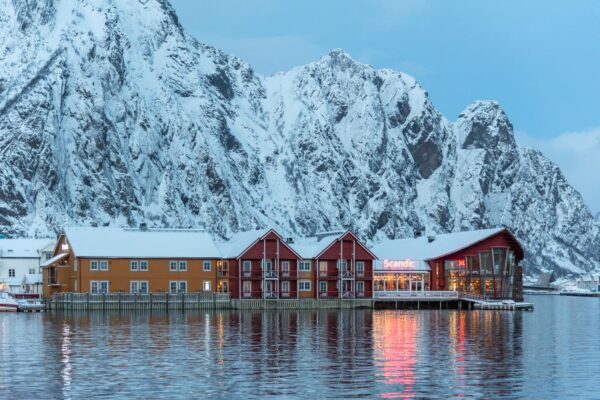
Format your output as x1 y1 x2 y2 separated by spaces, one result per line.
0 296 599 398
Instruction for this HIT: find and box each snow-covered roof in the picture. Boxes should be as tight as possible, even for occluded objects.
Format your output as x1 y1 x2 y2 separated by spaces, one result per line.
372 228 506 261
290 232 345 259
0 238 55 258
63 227 221 258
215 229 271 258
40 252 69 267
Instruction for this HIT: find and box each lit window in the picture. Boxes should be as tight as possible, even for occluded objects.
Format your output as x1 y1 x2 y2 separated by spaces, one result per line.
203 280 211 291
203 261 211 272
140 260 148 271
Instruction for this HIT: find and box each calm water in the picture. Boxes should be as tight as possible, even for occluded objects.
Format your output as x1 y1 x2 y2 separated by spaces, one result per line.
1 295 599 399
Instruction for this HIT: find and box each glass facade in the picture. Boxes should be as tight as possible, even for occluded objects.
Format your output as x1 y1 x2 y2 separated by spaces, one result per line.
443 248 515 299
373 272 430 292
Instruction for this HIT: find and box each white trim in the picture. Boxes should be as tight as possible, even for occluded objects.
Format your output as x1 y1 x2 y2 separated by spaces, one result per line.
299 280 311 291
203 260 211 272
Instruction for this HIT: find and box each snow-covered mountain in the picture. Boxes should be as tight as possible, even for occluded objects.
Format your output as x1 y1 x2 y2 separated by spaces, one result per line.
1 0 598 276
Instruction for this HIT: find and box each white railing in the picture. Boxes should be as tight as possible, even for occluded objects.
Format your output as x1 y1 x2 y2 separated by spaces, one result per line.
264 271 278 279
373 291 459 299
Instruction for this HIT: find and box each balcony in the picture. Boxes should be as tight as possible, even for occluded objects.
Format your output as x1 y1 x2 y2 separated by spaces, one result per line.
263 270 278 279
341 270 354 279
319 271 339 279
280 292 291 298
242 271 262 279
342 291 355 299
264 292 278 299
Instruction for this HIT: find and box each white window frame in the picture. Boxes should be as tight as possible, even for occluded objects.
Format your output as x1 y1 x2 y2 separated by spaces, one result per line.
281 281 290 294
281 261 290 275
299 280 311 291
178 261 187 271
139 281 148 293
169 281 178 293
242 260 252 274
356 281 365 294
90 281 99 293
337 260 347 270
203 280 211 291
261 259 272 270
99 260 109 271
298 261 311 272
90 260 98 271
356 261 365 276
45 253 53 260
178 281 187 293
242 281 252 296
319 281 327 294
140 260 148 271
169 261 178 271
99 281 109 293
130 281 139 293
130 260 139 271
203 261 211 272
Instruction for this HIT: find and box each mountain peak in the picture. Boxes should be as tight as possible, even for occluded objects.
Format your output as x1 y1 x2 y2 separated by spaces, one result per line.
457 100 515 150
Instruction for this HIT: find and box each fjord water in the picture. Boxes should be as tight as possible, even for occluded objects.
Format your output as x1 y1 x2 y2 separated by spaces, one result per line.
0 296 598 399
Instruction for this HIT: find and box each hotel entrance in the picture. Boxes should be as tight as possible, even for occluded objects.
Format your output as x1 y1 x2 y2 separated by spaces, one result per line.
373 260 431 295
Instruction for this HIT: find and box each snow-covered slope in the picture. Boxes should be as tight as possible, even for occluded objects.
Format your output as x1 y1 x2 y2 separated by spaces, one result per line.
0 0 598 276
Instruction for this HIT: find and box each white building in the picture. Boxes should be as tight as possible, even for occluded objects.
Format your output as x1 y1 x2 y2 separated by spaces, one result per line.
0 238 55 294
576 275 600 292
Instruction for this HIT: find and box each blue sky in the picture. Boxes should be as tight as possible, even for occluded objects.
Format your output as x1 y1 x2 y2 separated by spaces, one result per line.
170 0 600 213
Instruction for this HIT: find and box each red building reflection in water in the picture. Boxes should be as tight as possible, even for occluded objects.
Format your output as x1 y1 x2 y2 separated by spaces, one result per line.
374 312 417 399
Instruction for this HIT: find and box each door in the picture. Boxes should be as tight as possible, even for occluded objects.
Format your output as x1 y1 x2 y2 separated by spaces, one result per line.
411 280 423 292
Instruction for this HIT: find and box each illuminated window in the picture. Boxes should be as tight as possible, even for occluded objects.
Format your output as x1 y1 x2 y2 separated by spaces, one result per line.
203 280 211 291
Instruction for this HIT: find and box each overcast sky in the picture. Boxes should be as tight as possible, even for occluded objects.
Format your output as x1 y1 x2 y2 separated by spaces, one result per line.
170 0 600 213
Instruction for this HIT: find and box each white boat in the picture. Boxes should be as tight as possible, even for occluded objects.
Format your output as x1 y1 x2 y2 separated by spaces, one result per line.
0 292 18 312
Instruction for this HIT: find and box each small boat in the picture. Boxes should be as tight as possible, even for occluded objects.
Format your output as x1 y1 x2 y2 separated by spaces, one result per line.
16 298 45 312
0 292 18 312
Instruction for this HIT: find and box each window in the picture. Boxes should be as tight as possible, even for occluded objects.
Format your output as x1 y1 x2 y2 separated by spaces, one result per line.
356 281 365 294
203 261 211 272
140 260 148 271
337 260 347 269
179 281 187 293
90 260 98 271
203 280 211 291
299 280 311 291
169 281 178 293
130 260 139 271
74 280 78 291
74 260 77 271
45 253 53 260
8 269 15 278
99 260 108 271
130 281 149 294
261 259 272 270
243 281 252 296
356 261 365 276
29 268 36 275
319 261 328 276
178 261 187 271
242 260 252 274
298 261 311 272
169 281 187 293
91 280 109 293
281 261 290 276
319 281 327 294
170 261 178 271
282 281 290 293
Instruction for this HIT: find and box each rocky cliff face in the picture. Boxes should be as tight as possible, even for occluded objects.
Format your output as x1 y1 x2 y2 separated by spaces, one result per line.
1 0 598 275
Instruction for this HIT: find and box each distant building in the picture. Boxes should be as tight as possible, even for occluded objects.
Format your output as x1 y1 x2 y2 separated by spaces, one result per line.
0 238 55 294
576 275 600 292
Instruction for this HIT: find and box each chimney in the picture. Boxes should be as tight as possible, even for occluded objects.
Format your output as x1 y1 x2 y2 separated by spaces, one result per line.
286 237 294 244
427 235 436 243
139 223 148 231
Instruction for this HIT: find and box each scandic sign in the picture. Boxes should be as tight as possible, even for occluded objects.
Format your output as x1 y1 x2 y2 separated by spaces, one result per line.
374 260 431 272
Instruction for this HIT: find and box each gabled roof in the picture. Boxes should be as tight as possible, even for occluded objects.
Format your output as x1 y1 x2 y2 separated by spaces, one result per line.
0 238 55 258
63 227 221 258
291 230 378 260
216 228 303 259
372 228 516 261
41 252 69 268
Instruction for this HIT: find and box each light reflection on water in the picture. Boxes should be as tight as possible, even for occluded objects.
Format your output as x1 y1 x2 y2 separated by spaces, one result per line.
0 295 598 399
